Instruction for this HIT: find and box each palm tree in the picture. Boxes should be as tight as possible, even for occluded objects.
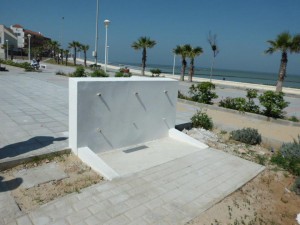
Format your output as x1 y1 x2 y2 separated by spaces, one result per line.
265 32 298 92
68 41 81 65
131 37 156 76
173 44 190 81
208 32 219 82
63 49 69 66
186 45 203 82
293 34 300 53
46 40 60 62
80 44 89 67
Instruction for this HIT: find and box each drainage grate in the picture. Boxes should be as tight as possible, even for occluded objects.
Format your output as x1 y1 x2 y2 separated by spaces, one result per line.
123 145 148 153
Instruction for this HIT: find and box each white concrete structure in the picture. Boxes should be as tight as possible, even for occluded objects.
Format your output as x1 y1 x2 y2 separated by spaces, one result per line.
69 77 209 180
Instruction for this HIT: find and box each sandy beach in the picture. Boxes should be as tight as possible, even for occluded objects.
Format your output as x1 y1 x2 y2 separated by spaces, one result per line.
77 58 300 96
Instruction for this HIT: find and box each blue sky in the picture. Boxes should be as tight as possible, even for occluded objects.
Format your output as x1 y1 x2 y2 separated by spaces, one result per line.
1 0 300 74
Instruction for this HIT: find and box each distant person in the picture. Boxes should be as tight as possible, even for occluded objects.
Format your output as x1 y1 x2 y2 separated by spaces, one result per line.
36 58 40 65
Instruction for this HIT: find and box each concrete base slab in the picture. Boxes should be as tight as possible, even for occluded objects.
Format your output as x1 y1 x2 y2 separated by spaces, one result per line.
14 162 68 189
98 137 205 177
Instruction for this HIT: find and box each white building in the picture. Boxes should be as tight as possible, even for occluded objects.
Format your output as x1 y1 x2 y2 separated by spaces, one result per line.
0 25 18 59
10 24 25 48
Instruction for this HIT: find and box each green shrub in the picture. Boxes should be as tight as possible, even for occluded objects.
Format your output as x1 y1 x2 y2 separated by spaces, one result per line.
246 89 258 100
89 63 101 71
244 100 260 114
56 70 67 76
230 128 262 145
70 66 85 77
90 69 109 77
292 177 300 195
150 68 161 77
287 116 299 122
271 136 300 175
259 91 289 118
115 71 132 77
219 97 246 111
189 82 218 104
177 91 192 101
191 110 213 130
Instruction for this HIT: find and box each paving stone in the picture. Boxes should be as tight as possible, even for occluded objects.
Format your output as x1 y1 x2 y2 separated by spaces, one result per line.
103 215 130 225
16 215 33 225
66 209 92 224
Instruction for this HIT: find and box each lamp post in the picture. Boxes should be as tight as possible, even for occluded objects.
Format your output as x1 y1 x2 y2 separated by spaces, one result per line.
172 54 176 76
27 34 31 62
106 46 109 67
5 40 8 60
104 19 110 72
94 0 99 65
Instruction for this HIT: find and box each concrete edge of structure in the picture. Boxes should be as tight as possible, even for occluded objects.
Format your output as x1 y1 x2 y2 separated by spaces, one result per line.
178 98 300 127
77 147 119 181
169 128 209 149
0 148 71 171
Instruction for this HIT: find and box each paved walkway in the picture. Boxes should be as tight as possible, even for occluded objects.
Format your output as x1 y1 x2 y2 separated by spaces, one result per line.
7 148 263 225
0 66 69 167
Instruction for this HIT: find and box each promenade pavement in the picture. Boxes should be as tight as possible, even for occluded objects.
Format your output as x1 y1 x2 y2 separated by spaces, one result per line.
0 63 296 224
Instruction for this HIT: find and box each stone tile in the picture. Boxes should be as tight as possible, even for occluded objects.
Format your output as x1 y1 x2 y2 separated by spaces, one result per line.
104 202 129 218
124 205 149 221
103 215 130 225
66 209 92 224
16 215 33 225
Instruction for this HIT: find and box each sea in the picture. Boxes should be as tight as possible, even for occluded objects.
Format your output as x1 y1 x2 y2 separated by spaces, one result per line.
110 62 300 89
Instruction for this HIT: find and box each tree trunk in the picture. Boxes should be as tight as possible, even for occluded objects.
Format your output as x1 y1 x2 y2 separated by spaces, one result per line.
141 48 146 76
276 52 288 92
210 56 215 82
180 58 186 81
74 48 77 66
84 51 87 67
65 56 68 66
188 59 194 82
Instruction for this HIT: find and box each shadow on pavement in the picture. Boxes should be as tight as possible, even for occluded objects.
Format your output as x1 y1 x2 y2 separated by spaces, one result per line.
0 176 22 192
0 136 68 160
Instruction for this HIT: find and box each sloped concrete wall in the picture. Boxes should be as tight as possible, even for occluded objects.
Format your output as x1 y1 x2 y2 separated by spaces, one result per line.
69 77 178 154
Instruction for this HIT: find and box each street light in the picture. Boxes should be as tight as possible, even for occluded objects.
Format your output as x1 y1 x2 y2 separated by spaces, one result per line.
172 54 176 76
94 0 99 65
107 46 109 66
27 34 31 62
104 19 110 72
5 40 8 60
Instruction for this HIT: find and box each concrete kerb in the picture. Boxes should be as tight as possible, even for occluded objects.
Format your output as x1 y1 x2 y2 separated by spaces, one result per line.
178 98 300 128
0 148 71 171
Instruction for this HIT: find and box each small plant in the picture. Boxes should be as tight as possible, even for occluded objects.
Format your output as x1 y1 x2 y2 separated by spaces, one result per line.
287 116 299 122
259 91 289 118
56 70 67 76
292 176 300 195
177 91 192 101
230 128 262 145
150 68 161 77
256 154 267 165
246 89 258 100
89 63 101 71
189 82 218 104
70 66 86 77
90 69 109 77
219 97 246 111
191 110 213 130
115 69 132 77
271 136 300 175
